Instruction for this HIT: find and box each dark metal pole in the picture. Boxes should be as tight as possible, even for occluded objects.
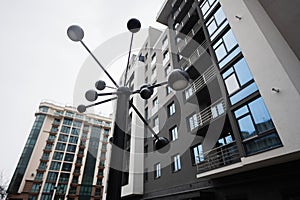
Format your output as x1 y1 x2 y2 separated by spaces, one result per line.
106 87 130 200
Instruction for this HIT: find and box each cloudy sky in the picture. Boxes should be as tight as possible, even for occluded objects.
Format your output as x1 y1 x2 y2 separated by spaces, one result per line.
0 0 166 182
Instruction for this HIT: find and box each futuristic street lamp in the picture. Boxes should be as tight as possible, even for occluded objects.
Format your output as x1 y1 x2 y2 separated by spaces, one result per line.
67 18 190 200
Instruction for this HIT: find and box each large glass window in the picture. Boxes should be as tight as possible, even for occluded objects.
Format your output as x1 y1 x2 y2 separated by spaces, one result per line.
53 152 64 161
60 126 70 134
30 183 41 193
172 154 181 172
55 143 66 151
49 161 61 171
63 118 72 126
200 0 218 19
62 163 72 172
154 163 161 178
43 182 55 193
192 144 204 165
46 172 58 182
206 7 228 40
69 136 78 144
71 128 80 135
73 121 82 128
234 97 281 155
213 29 241 69
234 97 274 140
222 58 254 93
58 134 68 142
67 144 76 152
163 51 170 66
64 153 74 162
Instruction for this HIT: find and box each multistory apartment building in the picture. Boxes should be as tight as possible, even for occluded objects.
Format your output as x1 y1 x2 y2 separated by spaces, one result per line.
118 0 300 199
7 101 112 200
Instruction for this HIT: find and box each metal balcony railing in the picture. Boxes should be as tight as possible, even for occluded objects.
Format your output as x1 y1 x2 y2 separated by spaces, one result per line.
175 2 197 33
177 20 203 52
173 0 187 20
185 64 217 100
180 39 209 71
190 99 226 131
196 141 240 173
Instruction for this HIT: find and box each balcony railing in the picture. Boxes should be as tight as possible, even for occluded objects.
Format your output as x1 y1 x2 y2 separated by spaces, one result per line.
190 99 226 131
177 20 203 52
175 2 197 33
173 0 187 20
197 141 240 174
185 65 217 100
180 39 209 71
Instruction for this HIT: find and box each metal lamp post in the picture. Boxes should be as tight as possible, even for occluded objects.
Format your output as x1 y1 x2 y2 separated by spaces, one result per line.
67 18 190 200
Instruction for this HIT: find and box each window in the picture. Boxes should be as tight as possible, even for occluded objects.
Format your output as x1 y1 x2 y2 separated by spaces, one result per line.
169 126 178 141
213 29 240 68
154 163 161 178
234 97 274 140
172 154 181 172
234 97 281 155
30 183 41 193
206 7 228 40
192 144 204 164
35 172 43 181
46 172 58 182
64 153 74 162
67 144 76 152
58 134 68 142
53 152 64 160
151 65 157 81
165 64 171 77
43 183 55 193
63 118 72 126
222 58 258 105
71 128 80 135
188 113 199 131
223 58 254 94
145 64 148 73
73 121 82 128
69 136 78 144
168 102 176 117
60 126 70 134
166 85 172 95
62 163 72 171
49 161 61 170
200 0 218 19
151 53 156 66
38 162 47 170
163 51 170 66
162 36 168 50
55 142 66 151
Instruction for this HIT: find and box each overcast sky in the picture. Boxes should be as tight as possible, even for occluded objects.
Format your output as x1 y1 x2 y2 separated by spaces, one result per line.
0 0 166 183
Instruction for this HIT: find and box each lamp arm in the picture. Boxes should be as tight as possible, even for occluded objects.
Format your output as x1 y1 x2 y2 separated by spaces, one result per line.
129 101 159 140
80 40 119 88
124 33 134 86
149 81 168 89
86 97 118 108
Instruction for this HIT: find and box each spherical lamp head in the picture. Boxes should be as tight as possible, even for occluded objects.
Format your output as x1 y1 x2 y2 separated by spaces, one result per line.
139 84 153 99
95 80 106 91
67 25 84 42
127 18 141 33
167 69 190 91
154 137 170 151
77 105 86 113
85 89 98 102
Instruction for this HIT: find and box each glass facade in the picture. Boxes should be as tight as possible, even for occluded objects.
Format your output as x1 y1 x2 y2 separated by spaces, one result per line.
7 114 45 193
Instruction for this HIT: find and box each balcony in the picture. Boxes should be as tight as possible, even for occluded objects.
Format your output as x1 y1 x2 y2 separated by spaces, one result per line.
196 141 240 174
190 99 226 132
185 65 217 100
177 20 203 52
180 39 209 70
175 3 197 33
173 0 195 23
